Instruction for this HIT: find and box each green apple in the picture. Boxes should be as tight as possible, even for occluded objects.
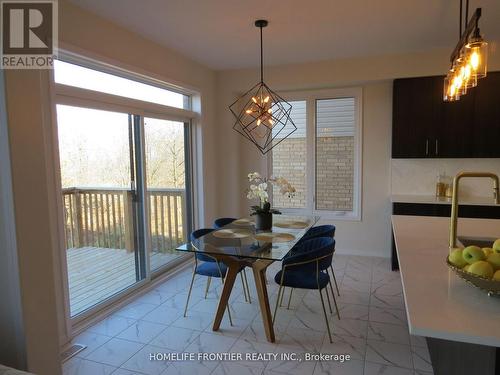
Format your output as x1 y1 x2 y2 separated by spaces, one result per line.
448 248 468 268
493 270 500 281
462 246 486 264
483 248 493 257
463 264 470 272
487 253 500 270
468 261 494 279
493 239 500 253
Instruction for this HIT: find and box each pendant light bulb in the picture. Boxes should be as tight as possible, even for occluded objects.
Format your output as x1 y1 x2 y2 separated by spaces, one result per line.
466 31 488 79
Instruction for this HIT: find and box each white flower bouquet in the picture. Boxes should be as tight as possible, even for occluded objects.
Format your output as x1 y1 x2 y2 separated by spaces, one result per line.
246 172 296 216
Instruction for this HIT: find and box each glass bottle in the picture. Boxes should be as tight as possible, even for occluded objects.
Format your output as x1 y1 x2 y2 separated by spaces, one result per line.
436 173 446 197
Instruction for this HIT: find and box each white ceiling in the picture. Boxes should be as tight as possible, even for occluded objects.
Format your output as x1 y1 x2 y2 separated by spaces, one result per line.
69 0 500 70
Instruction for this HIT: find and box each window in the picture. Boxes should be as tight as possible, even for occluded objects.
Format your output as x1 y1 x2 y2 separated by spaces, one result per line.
53 55 197 319
315 98 356 212
270 89 362 220
54 60 190 109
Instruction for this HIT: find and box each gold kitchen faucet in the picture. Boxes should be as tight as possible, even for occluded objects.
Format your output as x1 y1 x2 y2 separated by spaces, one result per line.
449 172 500 249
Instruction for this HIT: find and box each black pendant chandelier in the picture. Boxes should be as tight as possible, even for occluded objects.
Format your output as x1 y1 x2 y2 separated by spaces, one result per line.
443 0 488 101
229 20 297 155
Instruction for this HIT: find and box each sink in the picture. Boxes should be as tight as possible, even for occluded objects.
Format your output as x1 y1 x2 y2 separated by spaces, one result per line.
457 236 497 248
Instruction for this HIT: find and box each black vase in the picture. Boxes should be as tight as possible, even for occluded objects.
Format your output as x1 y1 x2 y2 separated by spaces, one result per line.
255 212 272 231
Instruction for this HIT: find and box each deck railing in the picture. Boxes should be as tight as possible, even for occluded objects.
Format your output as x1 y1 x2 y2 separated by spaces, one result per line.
62 187 186 253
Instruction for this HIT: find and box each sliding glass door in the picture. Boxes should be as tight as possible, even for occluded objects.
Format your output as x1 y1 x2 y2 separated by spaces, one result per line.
54 58 195 321
57 105 193 317
57 104 146 317
144 117 191 272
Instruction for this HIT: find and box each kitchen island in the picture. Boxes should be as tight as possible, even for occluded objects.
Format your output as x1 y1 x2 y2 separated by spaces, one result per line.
392 215 500 375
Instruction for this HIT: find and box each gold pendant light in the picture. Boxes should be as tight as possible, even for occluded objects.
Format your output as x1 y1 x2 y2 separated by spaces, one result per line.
443 1 488 102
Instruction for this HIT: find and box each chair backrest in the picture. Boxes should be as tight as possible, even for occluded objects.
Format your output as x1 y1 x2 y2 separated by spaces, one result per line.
190 228 216 262
303 225 335 241
283 237 335 273
213 217 237 229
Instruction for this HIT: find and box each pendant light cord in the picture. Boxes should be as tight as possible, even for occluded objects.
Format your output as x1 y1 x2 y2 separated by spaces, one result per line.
459 0 471 39
459 0 462 39
465 0 469 31
260 24 264 83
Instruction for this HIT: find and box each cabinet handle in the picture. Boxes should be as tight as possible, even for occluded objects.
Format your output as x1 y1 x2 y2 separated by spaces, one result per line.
435 139 438 156
425 139 429 156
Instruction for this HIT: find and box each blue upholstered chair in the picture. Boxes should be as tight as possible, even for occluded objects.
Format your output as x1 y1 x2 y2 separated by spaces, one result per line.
273 237 337 343
300 225 339 297
301 224 336 243
183 228 251 325
213 217 237 229
279 224 340 316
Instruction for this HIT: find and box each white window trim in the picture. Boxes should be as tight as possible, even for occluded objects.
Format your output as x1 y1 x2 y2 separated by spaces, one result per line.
268 87 363 221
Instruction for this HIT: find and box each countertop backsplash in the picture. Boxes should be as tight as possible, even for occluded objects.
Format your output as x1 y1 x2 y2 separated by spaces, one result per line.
391 158 500 199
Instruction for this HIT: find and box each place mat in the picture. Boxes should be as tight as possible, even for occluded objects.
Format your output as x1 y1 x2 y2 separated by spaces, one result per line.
254 232 296 243
213 229 253 239
232 218 254 226
273 220 309 229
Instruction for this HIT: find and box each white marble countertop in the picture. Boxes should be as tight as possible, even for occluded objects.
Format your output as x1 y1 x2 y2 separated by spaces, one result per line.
391 194 499 206
392 215 500 347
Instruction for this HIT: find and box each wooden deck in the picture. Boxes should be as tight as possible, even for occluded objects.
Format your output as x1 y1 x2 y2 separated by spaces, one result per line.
66 246 181 316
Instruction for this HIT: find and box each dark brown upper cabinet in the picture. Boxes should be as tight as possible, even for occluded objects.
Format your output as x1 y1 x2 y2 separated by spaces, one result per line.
392 72 500 158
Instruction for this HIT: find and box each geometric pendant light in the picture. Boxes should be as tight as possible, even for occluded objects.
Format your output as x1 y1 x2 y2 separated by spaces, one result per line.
229 20 297 154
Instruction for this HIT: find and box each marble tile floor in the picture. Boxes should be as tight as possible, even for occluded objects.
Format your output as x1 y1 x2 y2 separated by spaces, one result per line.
64 255 434 375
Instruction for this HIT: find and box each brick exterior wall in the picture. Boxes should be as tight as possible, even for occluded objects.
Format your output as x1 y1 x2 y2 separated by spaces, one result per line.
272 136 354 211
316 136 354 211
272 138 307 208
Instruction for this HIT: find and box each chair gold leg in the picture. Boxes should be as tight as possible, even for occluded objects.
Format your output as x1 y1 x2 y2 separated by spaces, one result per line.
325 283 333 314
327 269 341 319
240 273 248 303
279 286 286 307
243 269 251 304
331 289 341 320
204 276 212 299
273 284 283 324
287 288 294 309
330 265 340 296
319 288 333 343
326 268 334 299
328 279 336 303
183 270 196 317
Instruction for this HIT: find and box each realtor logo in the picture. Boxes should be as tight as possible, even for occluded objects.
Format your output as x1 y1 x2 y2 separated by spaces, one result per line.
1 0 57 69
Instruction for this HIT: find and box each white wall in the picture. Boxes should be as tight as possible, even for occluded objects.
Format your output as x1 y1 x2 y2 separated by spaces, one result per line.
214 47 500 257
